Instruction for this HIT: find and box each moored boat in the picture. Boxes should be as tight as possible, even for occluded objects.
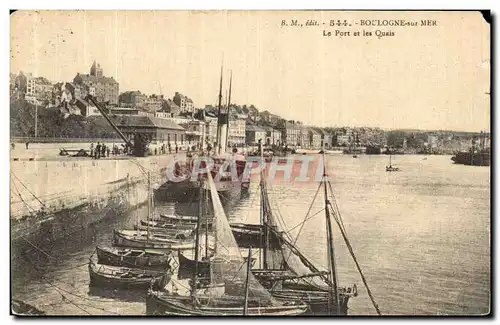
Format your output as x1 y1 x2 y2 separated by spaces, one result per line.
140 219 199 231
88 260 170 290
96 246 173 269
113 229 195 250
146 292 308 316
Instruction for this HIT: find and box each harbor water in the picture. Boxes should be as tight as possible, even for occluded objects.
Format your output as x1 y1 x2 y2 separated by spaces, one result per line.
11 154 490 315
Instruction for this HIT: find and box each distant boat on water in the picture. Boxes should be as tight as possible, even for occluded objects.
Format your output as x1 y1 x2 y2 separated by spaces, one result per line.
385 153 400 172
451 132 490 166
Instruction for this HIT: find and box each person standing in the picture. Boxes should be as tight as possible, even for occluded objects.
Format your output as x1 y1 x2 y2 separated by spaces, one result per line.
96 142 101 159
25 141 29 150
106 146 110 158
101 144 106 158
175 144 178 154
90 143 94 158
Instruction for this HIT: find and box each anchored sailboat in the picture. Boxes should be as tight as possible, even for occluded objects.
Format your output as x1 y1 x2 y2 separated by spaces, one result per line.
385 153 400 172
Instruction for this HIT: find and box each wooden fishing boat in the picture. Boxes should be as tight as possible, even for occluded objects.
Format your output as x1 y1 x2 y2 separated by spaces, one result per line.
96 246 173 269
88 260 170 290
140 219 198 230
129 225 193 239
160 214 214 225
230 223 283 249
113 230 195 250
146 292 308 316
134 224 196 235
159 214 198 223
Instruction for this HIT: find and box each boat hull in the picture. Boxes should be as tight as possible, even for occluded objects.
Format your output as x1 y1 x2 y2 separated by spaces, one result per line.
270 290 350 315
230 223 284 249
96 246 172 269
146 292 308 316
113 230 195 250
140 219 198 230
160 177 249 203
451 151 490 166
88 262 170 290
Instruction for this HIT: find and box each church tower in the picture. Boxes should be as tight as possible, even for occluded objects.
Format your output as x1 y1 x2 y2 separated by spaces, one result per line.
90 60 103 78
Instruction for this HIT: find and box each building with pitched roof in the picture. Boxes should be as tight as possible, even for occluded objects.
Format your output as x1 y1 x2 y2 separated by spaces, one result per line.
108 115 186 146
173 92 195 114
73 61 119 105
245 124 267 145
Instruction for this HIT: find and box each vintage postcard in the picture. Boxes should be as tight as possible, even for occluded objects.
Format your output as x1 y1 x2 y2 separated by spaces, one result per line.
10 10 490 316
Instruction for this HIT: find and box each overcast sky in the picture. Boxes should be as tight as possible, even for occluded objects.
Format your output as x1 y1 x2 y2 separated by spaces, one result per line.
11 10 490 131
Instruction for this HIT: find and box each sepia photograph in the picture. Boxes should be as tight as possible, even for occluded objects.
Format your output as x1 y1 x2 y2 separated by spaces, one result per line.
9 9 491 317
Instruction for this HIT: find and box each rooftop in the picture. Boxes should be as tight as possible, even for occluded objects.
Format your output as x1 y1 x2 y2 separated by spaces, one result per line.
108 115 185 131
246 125 266 132
75 73 118 84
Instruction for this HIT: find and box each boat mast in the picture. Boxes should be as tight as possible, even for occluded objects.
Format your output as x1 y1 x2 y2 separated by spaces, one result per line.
216 65 223 155
192 179 204 299
243 246 252 315
147 171 151 243
225 71 232 151
259 140 269 270
204 186 209 258
35 102 38 139
322 155 340 314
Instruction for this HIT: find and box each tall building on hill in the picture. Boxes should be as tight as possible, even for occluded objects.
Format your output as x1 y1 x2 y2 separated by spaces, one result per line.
73 61 119 105
173 92 195 114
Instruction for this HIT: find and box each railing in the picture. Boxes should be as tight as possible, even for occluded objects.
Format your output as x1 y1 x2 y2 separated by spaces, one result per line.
10 137 123 143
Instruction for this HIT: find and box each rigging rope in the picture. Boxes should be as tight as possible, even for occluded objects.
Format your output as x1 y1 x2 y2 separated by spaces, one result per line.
285 208 325 234
328 204 382 315
18 236 58 260
11 172 46 208
11 180 36 212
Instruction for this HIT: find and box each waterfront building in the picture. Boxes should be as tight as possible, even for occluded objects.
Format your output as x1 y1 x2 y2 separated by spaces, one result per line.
262 126 282 146
228 117 246 146
299 126 309 148
280 120 302 148
108 115 186 147
309 128 322 149
245 124 267 146
336 134 350 146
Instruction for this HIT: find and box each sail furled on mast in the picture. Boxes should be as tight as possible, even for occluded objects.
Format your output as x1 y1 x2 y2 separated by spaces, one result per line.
205 172 278 306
